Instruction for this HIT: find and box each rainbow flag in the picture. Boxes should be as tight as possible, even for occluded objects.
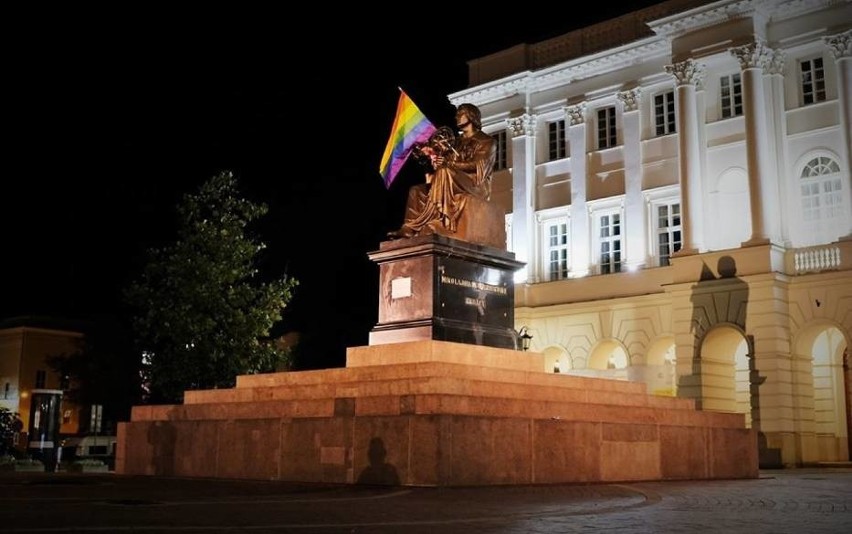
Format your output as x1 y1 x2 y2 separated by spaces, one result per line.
379 89 436 188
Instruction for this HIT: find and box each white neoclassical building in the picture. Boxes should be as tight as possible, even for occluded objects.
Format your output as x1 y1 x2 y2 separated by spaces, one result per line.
449 0 852 466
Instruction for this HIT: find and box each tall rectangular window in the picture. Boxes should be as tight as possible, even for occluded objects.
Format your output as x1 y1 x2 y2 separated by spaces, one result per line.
800 57 826 105
656 202 682 266
599 213 622 274
491 130 508 170
597 106 616 149
548 120 566 161
35 370 46 389
654 91 676 135
545 221 570 281
720 73 743 118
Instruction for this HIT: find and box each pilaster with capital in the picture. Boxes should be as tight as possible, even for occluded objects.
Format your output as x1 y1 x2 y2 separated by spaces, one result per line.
565 103 587 126
507 113 538 281
617 88 645 268
507 113 537 138
824 30 852 237
566 102 590 276
616 88 641 113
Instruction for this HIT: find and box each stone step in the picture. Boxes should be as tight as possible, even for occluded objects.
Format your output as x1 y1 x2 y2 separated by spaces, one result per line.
187 371 691 413
132 392 741 429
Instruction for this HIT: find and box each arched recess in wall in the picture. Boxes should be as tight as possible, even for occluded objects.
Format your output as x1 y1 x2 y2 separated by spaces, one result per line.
698 324 749 418
708 167 750 251
794 322 850 462
588 339 629 381
542 345 570 374
646 335 676 397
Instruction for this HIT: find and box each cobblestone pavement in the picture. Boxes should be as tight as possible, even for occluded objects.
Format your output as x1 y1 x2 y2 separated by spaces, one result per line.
1 469 850 533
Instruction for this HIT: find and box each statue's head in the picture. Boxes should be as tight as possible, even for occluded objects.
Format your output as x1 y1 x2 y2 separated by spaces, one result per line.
455 103 482 130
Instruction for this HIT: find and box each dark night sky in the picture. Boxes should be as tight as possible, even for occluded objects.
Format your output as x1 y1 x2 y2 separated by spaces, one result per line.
4 4 667 368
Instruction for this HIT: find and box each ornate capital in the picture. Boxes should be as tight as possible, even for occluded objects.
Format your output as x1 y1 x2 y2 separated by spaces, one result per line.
824 30 851 60
565 102 587 126
616 88 641 112
766 48 786 76
506 113 536 137
665 59 704 86
729 41 773 71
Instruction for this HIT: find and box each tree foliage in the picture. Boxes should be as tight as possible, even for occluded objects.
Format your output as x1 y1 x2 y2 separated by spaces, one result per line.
0 407 23 457
125 171 298 403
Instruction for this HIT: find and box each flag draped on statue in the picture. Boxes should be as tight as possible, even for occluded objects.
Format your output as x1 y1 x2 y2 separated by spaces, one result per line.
378 89 436 188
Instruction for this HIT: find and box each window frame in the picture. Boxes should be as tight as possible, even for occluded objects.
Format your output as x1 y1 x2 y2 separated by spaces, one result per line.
596 106 617 149
491 130 508 171
799 55 826 106
548 119 566 161
653 90 677 136
719 72 743 119
538 209 571 281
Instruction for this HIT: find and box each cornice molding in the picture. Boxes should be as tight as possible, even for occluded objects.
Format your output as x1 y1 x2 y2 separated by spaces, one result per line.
449 38 668 108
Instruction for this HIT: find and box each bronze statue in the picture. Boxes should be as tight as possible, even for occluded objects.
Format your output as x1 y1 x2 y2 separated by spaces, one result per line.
388 103 497 239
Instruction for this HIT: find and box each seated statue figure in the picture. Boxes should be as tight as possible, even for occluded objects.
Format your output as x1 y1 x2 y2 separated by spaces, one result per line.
388 103 505 249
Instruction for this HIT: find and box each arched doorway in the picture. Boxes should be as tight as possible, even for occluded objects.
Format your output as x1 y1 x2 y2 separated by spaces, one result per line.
795 324 849 462
698 325 749 417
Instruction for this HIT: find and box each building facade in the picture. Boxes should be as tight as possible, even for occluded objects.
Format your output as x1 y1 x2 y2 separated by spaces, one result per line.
0 322 84 451
449 0 852 466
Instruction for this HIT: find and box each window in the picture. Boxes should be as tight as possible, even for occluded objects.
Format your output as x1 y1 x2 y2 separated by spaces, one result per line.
655 202 682 266
3 382 8 399
598 212 622 274
720 73 743 118
35 370 46 389
491 130 508 170
548 120 566 161
654 91 676 135
597 106 616 149
544 220 570 281
801 156 844 239
800 57 826 105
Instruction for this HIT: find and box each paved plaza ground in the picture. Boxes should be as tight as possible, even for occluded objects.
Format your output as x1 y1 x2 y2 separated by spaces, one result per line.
1 468 851 533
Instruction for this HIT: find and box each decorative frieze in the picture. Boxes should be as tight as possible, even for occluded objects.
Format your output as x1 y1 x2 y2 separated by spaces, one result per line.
824 30 851 60
506 113 536 137
565 103 587 126
616 88 642 112
665 59 704 87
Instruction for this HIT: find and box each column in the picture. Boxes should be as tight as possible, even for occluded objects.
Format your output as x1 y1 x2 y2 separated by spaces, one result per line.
824 30 852 238
665 59 705 254
508 113 537 283
566 103 590 277
617 88 645 270
765 49 791 245
730 40 780 246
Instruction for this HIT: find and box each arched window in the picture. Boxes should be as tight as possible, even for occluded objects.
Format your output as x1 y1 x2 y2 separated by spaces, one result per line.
800 155 845 245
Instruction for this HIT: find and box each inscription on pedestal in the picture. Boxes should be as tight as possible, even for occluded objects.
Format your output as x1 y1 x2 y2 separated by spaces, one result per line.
368 235 525 350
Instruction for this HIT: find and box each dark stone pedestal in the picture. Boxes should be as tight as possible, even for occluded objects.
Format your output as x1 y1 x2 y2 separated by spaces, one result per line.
368 235 525 350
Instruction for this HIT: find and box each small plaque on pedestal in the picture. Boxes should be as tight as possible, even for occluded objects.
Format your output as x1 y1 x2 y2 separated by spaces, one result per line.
368 234 525 349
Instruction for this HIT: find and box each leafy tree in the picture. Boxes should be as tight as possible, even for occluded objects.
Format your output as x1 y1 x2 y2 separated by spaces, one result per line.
0 407 23 457
125 171 298 403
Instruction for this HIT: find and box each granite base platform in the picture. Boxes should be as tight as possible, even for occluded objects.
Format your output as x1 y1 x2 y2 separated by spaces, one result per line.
116 340 758 486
